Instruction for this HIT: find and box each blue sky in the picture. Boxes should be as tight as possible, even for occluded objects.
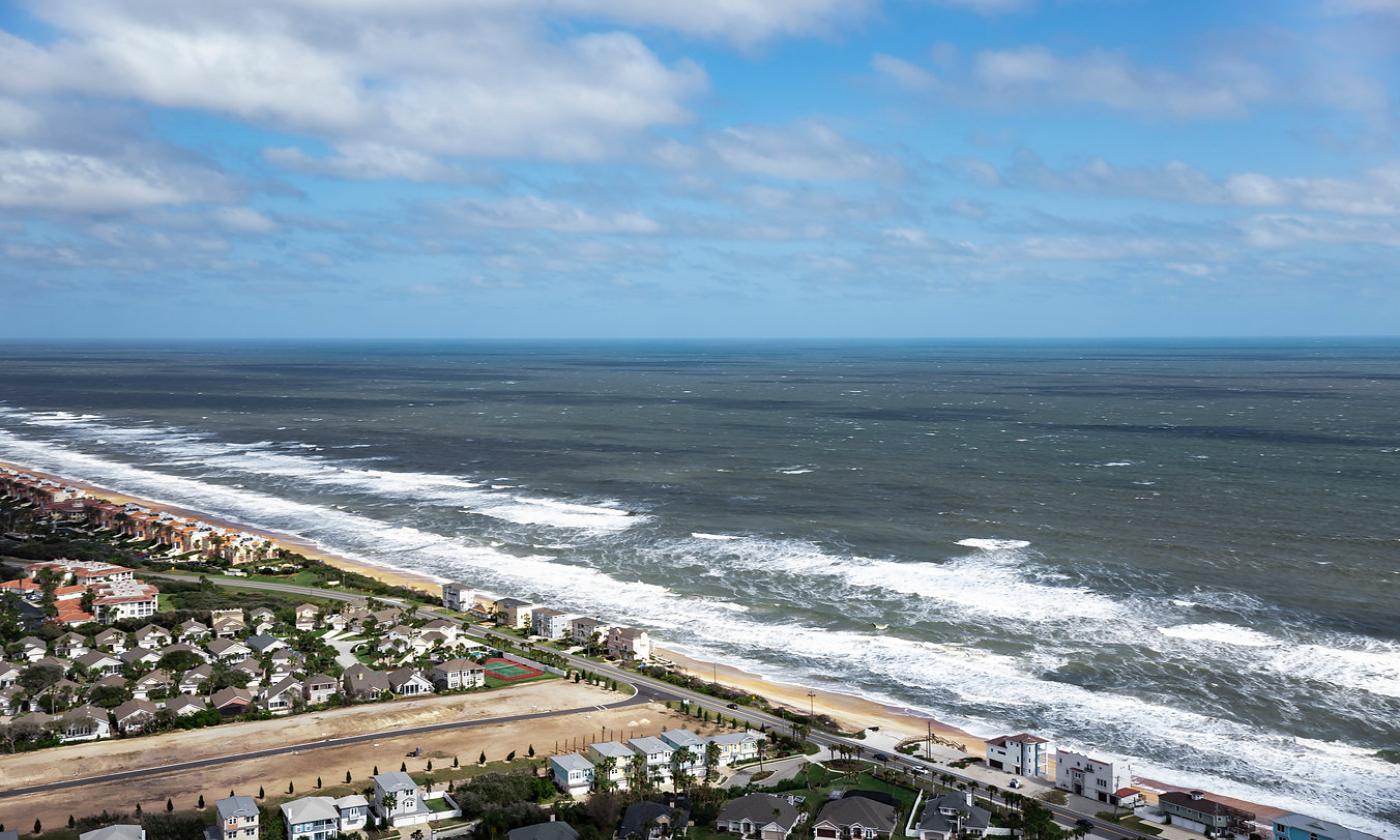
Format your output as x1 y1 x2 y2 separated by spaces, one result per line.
1 0 1398 339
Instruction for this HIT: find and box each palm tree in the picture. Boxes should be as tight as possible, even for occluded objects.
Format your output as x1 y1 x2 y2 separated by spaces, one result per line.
755 738 768 774
595 756 618 793
670 747 693 792
703 742 721 787
628 752 650 794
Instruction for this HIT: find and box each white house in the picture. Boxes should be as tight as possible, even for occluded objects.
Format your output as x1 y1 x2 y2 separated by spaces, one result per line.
606 627 652 662
429 659 485 691
210 796 260 840
1054 749 1116 801
531 608 576 640
372 772 432 828
441 582 472 612
708 732 764 765
627 736 674 783
550 753 596 797
659 729 707 769
570 617 610 646
387 668 435 696
281 795 370 840
985 733 1048 778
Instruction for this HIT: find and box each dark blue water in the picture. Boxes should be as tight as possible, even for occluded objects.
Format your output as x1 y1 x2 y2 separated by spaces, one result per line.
0 340 1396 832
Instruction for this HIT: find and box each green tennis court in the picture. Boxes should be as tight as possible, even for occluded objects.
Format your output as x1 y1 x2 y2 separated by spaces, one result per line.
483 658 543 680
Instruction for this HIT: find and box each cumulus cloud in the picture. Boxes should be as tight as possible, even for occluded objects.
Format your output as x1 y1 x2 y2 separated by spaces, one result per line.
871 54 938 92
212 206 277 233
0 1 707 162
0 148 231 213
264 143 490 183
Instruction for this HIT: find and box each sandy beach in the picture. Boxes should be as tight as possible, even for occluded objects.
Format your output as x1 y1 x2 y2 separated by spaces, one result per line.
2 460 1287 826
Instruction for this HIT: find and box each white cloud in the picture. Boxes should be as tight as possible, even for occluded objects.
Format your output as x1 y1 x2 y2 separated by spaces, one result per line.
871 54 937 92
0 1 707 162
212 206 277 233
1238 214 1400 248
265 143 484 183
442 195 661 234
707 122 900 181
0 148 228 213
925 0 1032 13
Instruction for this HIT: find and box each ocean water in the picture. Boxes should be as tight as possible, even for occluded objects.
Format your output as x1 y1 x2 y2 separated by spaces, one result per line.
0 340 1396 833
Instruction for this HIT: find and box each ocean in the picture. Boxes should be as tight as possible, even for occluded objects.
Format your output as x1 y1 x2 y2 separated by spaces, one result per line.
0 340 1396 833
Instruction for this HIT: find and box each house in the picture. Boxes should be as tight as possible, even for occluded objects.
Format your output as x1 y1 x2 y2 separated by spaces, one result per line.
133 625 172 649
113 698 159 733
18 636 47 662
660 729 707 768
373 771 433 827
246 634 286 655
628 736 674 783
281 795 370 840
468 591 502 620
570 617 609 646
208 639 252 663
509 823 580 840
120 647 162 669
89 580 160 622
176 619 210 642
167 695 208 717
209 795 259 840
210 687 254 717
812 795 899 840
716 794 801 840
1159 791 1256 837
57 705 112 742
607 627 652 662
95 628 127 652
159 642 210 663
262 676 304 715
302 673 339 705
1113 788 1144 809
421 619 460 644
54 632 89 658
295 604 319 631
342 664 391 701
180 664 212 694
212 619 244 639
588 741 635 789
496 597 536 629
387 668 435 696
708 732 764 765
0 686 18 716
441 582 471 612
131 670 171 700
985 733 1048 778
1272 813 1380 840
550 753 596 796
250 607 276 625
915 793 990 840
232 659 265 688
1054 749 1116 803
621 798 690 840
531 608 574 640
79 826 145 840
429 659 485 691
0 660 19 688
75 650 124 677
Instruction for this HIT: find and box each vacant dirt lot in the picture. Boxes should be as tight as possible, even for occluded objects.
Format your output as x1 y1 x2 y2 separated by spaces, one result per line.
0 683 719 828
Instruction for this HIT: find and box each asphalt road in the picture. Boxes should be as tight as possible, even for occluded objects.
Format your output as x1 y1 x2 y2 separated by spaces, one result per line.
140 573 1149 838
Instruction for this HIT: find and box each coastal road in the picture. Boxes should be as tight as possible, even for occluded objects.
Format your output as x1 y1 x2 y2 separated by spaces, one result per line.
150 573 1151 839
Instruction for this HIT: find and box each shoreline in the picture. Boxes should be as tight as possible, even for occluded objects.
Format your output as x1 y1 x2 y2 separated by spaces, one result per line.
0 460 1291 828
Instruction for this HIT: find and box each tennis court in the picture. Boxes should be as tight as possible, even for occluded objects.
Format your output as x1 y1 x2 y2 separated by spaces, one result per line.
483 657 545 681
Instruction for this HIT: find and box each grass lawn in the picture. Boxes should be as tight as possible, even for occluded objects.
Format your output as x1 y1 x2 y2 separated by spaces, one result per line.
425 797 454 812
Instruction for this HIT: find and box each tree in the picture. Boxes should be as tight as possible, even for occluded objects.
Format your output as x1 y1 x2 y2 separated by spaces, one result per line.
479 750 487 765
400 761 407 773
257 786 265 799
381 791 398 815
703 742 721 786
627 752 650 794
594 756 618 793
198 795 206 809
33 819 40 835
453 756 460 768
316 776 322 789
669 747 693 793
506 750 516 762
346 770 352 783
527 744 535 758
68 815 76 829
287 781 294 794
426 760 433 771
166 798 174 813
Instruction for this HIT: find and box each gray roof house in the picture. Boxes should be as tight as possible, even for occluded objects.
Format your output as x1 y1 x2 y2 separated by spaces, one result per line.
716 794 801 840
813 795 899 840
916 793 990 840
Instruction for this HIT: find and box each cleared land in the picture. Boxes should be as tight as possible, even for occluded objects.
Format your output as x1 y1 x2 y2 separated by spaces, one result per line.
0 682 704 828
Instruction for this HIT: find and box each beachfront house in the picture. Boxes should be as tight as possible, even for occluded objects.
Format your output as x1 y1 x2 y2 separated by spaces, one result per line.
441 582 471 612
915 793 990 840
531 608 575 640
812 794 899 840
984 733 1048 778
496 598 536 629
570 617 609 646
1272 813 1380 840
550 753 596 797
209 795 260 840
1159 791 1256 837
716 793 801 840
607 627 652 662
1054 749 1116 802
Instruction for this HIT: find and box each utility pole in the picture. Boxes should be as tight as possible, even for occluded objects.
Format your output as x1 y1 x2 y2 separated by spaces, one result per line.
807 690 816 719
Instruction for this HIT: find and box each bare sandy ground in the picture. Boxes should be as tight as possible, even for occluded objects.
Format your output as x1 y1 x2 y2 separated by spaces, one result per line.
0 687 712 828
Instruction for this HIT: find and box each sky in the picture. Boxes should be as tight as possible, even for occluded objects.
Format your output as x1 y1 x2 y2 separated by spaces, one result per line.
1 0 1398 339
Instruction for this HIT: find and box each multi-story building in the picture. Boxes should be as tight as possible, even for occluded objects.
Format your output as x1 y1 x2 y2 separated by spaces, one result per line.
495 598 536 629
606 626 652 662
1159 791 1255 837
550 753 596 796
570 617 609 646
531 608 575 640
985 733 1048 777
281 796 370 840
587 741 636 790
1053 749 1116 803
441 582 471 612
208 796 259 840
